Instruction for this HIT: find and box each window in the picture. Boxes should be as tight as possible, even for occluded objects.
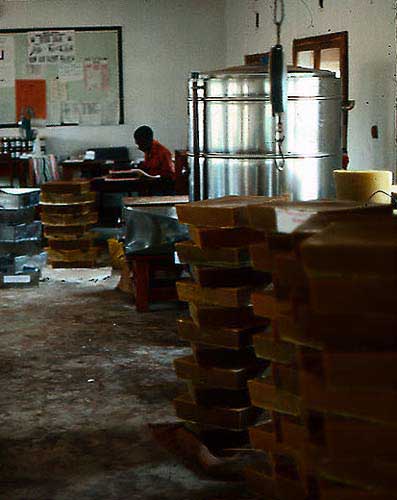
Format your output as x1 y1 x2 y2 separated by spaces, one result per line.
293 31 349 149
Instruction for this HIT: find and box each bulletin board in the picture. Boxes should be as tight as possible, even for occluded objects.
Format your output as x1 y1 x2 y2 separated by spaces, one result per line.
0 26 124 127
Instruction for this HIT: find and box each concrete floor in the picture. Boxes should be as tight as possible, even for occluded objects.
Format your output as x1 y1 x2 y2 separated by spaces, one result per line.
0 270 246 500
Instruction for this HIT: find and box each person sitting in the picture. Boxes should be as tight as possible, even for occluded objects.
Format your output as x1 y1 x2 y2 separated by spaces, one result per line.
133 125 176 194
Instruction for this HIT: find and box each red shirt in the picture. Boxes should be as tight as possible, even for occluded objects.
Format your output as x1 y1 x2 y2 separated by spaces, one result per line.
143 140 176 180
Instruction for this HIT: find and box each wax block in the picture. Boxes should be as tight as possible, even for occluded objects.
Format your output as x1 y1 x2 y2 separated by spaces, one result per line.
40 191 96 204
41 211 98 226
247 200 392 233
189 303 257 329
41 180 91 194
189 225 265 248
176 279 254 308
47 236 94 251
186 382 251 407
248 377 301 417
191 343 259 367
191 265 271 287
175 240 250 267
176 195 287 228
334 169 393 204
177 316 266 350
174 355 263 390
253 333 296 364
174 393 262 430
249 242 275 272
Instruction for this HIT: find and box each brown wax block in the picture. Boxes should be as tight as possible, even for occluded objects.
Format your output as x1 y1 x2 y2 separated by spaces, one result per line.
249 377 301 416
176 195 287 228
249 420 277 451
44 224 94 239
191 265 271 287
189 303 257 329
245 465 276 498
298 346 397 389
273 252 308 300
41 179 91 194
250 242 275 272
247 200 392 233
50 259 97 268
48 237 94 251
191 343 260 367
40 201 96 215
305 411 397 461
177 316 266 350
314 457 397 496
278 309 397 350
173 393 262 430
189 225 266 248
307 275 397 316
279 413 305 450
316 478 390 500
41 211 98 226
184 421 250 450
176 240 250 267
176 279 254 308
174 355 263 390
301 220 397 276
40 191 96 204
252 285 292 319
47 247 98 262
186 382 251 408
299 369 397 425
253 332 296 364
273 363 299 395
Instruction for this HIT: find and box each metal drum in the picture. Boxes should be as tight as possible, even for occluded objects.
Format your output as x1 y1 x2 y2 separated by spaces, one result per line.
188 65 342 200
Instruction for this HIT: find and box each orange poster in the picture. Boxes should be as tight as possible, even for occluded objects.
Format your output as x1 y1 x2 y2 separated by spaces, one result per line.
15 79 47 120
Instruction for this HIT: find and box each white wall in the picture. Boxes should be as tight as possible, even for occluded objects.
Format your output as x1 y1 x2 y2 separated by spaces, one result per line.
225 0 396 174
0 0 226 159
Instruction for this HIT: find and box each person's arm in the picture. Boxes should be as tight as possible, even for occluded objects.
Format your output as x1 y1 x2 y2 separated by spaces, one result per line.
158 149 176 180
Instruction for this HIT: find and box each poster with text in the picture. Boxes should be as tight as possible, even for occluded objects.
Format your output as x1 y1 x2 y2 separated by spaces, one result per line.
84 58 109 91
28 30 75 65
0 36 15 87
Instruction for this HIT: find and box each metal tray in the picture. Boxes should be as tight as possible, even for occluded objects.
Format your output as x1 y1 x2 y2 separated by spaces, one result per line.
0 240 42 257
0 188 40 209
0 207 35 225
0 221 42 242
0 269 40 288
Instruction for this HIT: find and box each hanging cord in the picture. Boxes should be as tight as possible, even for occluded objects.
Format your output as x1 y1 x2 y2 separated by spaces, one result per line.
273 0 285 45
366 190 397 208
272 0 286 172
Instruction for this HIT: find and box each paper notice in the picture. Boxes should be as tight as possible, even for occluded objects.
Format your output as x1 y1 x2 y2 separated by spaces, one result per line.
79 102 102 126
50 79 68 101
47 101 62 125
61 101 80 124
84 58 110 91
101 100 119 125
28 30 75 65
0 36 15 87
58 62 83 81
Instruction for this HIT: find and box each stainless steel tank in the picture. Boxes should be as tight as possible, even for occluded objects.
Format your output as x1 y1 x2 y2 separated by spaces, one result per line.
188 64 342 201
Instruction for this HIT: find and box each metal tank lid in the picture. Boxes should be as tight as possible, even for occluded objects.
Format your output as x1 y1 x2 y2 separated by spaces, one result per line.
195 64 336 78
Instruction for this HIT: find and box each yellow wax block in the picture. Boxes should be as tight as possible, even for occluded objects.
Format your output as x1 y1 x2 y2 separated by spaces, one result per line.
334 169 393 204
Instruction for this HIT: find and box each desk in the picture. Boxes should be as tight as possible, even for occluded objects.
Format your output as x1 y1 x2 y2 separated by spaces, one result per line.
0 157 31 187
61 160 111 180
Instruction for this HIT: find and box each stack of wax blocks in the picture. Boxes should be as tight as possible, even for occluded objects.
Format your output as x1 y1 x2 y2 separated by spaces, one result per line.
0 187 44 287
241 199 395 500
40 180 98 268
173 196 288 453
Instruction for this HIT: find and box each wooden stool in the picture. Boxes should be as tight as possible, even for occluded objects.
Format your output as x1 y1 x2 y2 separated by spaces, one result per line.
128 253 182 312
